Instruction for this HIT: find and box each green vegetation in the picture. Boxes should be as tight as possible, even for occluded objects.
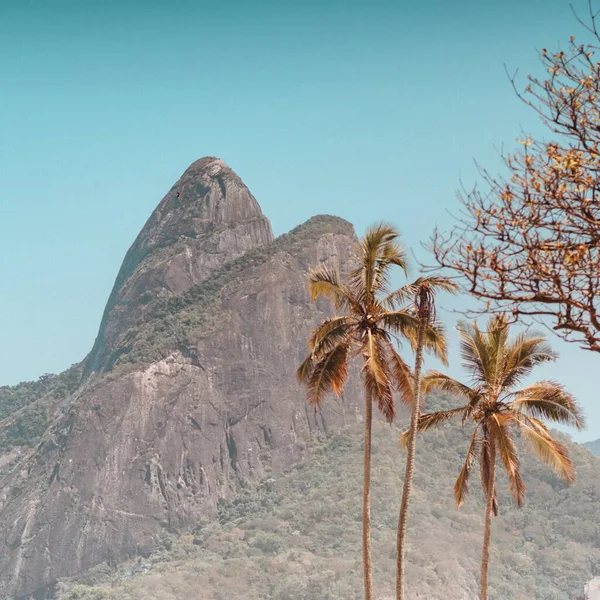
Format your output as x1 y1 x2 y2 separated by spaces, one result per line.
55 399 600 600
0 365 82 450
0 367 81 421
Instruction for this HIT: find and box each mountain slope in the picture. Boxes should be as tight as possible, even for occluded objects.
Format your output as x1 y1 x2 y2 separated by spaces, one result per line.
0 159 363 600
584 439 600 456
86 157 275 375
55 395 600 600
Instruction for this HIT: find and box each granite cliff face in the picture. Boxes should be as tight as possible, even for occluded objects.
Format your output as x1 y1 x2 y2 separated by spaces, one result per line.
0 159 362 599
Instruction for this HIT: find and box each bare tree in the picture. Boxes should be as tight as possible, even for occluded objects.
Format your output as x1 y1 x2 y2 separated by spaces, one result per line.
431 2 600 353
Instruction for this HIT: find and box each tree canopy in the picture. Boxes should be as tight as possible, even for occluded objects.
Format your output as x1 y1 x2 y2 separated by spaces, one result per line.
431 4 600 353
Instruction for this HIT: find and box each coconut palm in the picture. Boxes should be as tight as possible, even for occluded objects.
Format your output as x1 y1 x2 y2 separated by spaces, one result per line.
297 223 447 600
395 277 457 600
402 314 584 600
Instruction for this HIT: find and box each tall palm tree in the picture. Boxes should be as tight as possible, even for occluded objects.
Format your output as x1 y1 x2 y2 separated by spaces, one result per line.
402 314 584 600
297 223 446 600
395 277 457 600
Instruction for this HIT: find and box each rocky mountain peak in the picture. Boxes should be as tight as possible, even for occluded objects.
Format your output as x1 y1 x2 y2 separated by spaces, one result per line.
0 161 362 599
178 156 247 189
155 156 270 239
85 158 274 374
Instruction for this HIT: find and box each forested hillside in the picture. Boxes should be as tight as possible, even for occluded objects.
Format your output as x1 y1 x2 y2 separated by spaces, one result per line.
56 394 600 600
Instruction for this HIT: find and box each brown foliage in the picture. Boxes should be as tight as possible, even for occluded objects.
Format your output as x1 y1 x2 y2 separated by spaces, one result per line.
431 3 600 352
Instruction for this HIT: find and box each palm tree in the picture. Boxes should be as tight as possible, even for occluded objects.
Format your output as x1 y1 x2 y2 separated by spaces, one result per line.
395 277 457 600
402 314 584 600
297 223 446 600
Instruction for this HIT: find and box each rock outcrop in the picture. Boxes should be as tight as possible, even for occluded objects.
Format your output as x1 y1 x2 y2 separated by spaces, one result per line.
0 159 362 599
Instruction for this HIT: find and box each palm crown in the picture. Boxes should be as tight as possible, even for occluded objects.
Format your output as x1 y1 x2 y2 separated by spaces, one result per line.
403 314 585 510
297 223 450 422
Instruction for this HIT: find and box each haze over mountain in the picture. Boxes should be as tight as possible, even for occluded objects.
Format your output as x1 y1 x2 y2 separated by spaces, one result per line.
584 439 600 457
0 159 363 599
0 160 598 600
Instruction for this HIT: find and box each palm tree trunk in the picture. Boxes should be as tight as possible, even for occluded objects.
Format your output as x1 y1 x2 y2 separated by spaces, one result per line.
395 294 428 600
363 391 374 600
480 442 496 600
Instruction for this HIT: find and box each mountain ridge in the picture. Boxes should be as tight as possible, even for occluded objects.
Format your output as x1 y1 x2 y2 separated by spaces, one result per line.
0 159 364 599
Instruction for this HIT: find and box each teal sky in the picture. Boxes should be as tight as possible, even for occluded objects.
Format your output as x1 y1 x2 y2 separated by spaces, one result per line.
1 0 597 441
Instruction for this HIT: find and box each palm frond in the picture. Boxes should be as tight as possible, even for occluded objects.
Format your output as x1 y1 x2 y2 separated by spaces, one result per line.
508 381 585 430
457 320 492 385
381 276 457 311
308 316 356 354
422 320 449 365
501 333 557 389
485 315 510 389
421 371 475 399
488 414 525 506
380 337 414 405
381 281 421 310
377 235 409 271
399 407 465 447
378 312 448 364
308 264 360 313
349 222 404 304
376 310 420 344
454 430 479 507
414 277 459 322
372 240 410 296
412 278 455 331
462 393 483 427
305 340 351 407
511 412 576 483
417 407 466 431
297 353 315 384
413 275 459 295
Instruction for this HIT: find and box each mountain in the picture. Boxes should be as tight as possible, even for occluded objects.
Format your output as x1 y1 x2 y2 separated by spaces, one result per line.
0 158 363 600
584 439 600 456
1 158 599 600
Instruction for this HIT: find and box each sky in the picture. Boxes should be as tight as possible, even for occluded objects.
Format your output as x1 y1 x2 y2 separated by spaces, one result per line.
0 0 597 441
